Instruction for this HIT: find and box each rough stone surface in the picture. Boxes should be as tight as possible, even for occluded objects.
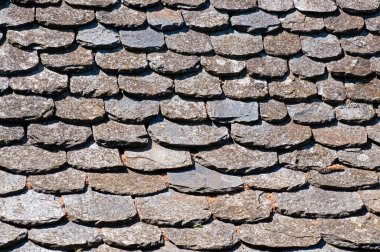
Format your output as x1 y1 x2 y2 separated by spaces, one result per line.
269 77 318 102
211 0 257 12
281 11 324 33
182 7 229 32
0 77 9 94
341 33 380 57
345 78 380 103
0 125 24 146
293 0 337 13
336 0 380 13
0 222 27 249
301 34 342 60
207 98 259 123
0 42 39 75
166 29 213 55
289 56 326 80
325 10 364 34
259 100 288 122
65 0 117 8
175 70 222 98
120 27 164 52
0 170 25 196
223 76 268 101
148 51 200 75
160 95 207 122
231 10 280 33
338 144 380 170
0 3 34 27
327 55 374 78
7 241 58 252
287 102 335 125
316 76 346 103
147 7 184 31
77 22 119 49
123 0 159 8
360 190 380 214
96 4 147 28
247 56 288 79
162 0 207 9
366 14 380 34
336 103 375 124
201 56 245 77
371 56 380 75
367 119 380 144
264 31 301 57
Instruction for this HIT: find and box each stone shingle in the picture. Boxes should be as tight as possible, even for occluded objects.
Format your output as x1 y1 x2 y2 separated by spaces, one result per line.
335 103 375 124
166 29 213 55
0 125 25 146
96 4 147 28
122 0 159 8
259 100 288 122
148 51 200 75
345 78 380 102
269 77 318 102
120 27 164 52
324 10 365 34
0 170 25 196
293 0 337 13
64 0 118 8
247 55 288 79
338 143 380 170
367 119 380 144
0 222 27 249
0 42 39 75
182 7 229 32
341 33 380 57
231 10 280 33
77 22 120 49
223 76 268 101
0 2 34 27
360 189 380 214
336 0 380 14
211 0 257 12
316 76 346 103
147 7 184 31
300 33 342 60
289 55 326 79
160 95 207 122
263 31 301 57
287 102 335 125
207 98 259 123
201 56 246 77
327 55 374 78
281 10 324 33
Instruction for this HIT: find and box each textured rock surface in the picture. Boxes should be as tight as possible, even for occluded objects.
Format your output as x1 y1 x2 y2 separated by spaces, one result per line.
77 22 119 49
281 10 324 33
360 189 380 214
147 7 184 31
182 7 229 32
287 102 335 125
0 222 27 248
247 56 288 79
56 96 105 123
0 125 25 145
160 95 207 122
0 43 39 75
166 29 213 55
301 34 342 60
148 51 200 74
0 170 25 196
328 55 374 78
324 10 364 34
345 78 380 103
290 56 326 79
120 27 164 52
293 0 337 13
259 100 288 122
175 70 222 98
223 76 268 101
201 56 245 77
211 0 257 12
96 4 147 28
316 76 346 103
231 10 280 33
336 103 375 124
207 98 259 123
269 77 317 102
338 144 380 170
367 119 380 144
264 31 301 57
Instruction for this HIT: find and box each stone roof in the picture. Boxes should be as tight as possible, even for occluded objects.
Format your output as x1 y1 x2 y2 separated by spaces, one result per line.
0 0 379 251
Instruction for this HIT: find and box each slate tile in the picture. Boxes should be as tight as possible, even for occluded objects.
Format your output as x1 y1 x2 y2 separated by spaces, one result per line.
293 0 337 13
148 51 200 75
335 103 375 124
67 143 123 171
160 95 207 122
166 220 238 250
223 76 268 101
259 100 288 122
327 55 374 78
96 3 147 28
0 77 9 94
341 33 380 57
135 190 211 226
120 27 165 52
360 189 380 214
283 243 357 252
247 55 288 79
148 117 229 147
316 76 346 103
240 214 321 248
122 0 159 8
195 143 278 174
103 222 163 249
0 2 34 27
366 13 380 34
231 121 312 150
324 10 365 34
90 244 129 252
0 170 25 196
258 0 294 12
210 190 272 223
345 78 380 102
0 125 24 146
300 33 342 60
337 143 380 170
211 0 257 12
161 0 207 9
28 222 101 250
336 0 380 14
287 102 335 125
55 96 105 123
367 119 380 144
263 31 301 57
88 170 167 196
147 7 184 31
65 0 118 8
201 55 246 77
28 121 92 149
207 98 259 123
280 10 324 33
11 0 60 4
0 42 39 75
77 22 120 49
4 241 57 252
371 56 380 75
0 190 65 226
147 242 189 252
231 10 280 33
289 55 326 80
0 222 27 249
0 145 66 174
166 29 213 55
182 7 229 32
123 141 192 171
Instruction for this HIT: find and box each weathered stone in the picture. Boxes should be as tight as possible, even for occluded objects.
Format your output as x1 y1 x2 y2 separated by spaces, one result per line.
36 2 94 28
10 67 68 95
40 46 93 73
201 56 245 77
275 186 364 218
63 190 137 225
122 0 159 8
231 10 280 33
95 47 147 74
324 10 365 34
336 103 375 124
148 117 229 147
313 123 367 148
29 168 85 194
162 0 206 9
195 143 277 174
147 7 184 31
168 163 242 194
96 4 146 28
281 10 324 33
0 222 27 248
338 144 380 170
166 29 213 55
211 30 263 57
287 102 335 125
263 31 301 57
341 33 380 57
7 25 75 51
293 0 337 13
93 120 148 148
4 241 56 252
0 125 24 145
371 56 380 75
320 214 380 250
119 70 173 98
360 190 380 214
88 170 167 196
67 143 123 171
9 0 60 4
0 2 34 27
77 22 119 49
336 0 380 13
301 34 342 60
102 223 163 249
207 98 259 123
247 56 288 79
316 76 346 103
120 27 164 52
0 145 66 174
104 95 159 123
148 51 200 75
124 141 192 171
240 214 321 248
182 7 229 32
0 42 39 75
70 69 119 98
28 121 92 149
223 76 268 101
367 119 380 144
289 56 326 79
160 95 207 122
166 220 238 250
366 13 380 34
258 0 294 12
90 244 127 252
135 190 211 226
327 56 374 78
269 77 318 102
55 96 105 123
211 0 257 12
279 143 337 171
0 190 64 226
243 168 307 191
345 78 380 102
0 77 9 94
260 100 288 122
65 0 117 8
308 166 379 190
174 70 222 98
29 222 101 250
210 190 272 223
0 170 25 196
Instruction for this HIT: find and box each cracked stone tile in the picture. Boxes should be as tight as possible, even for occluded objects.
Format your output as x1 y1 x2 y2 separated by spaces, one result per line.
124 141 192 172
240 214 321 248
335 103 375 124
211 0 257 12
0 42 39 75
119 70 173 98
336 0 380 13
67 143 123 171
77 22 119 49
247 55 288 79
65 0 118 8
231 10 280 33
327 55 374 78
28 121 92 149
260 100 288 123
55 96 105 123
243 168 307 191
36 2 95 28
0 125 24 146
88 170 167 196
258 0 294 12
195 143 278 174
210 190 272 223
63 190 137 225
122 0 159 8
263 31 301 57
275 186 364 218
166 29 213 55
301 33 342 60
367 119 380 144
366 13 380 34
316 76 346 103
175 70 222 98
135 190 211 226
96 4 146 28
160 95 207 122
167 163 243 194
147 7 184 31
7 25 75 51
279 143 337 171
148 117 229 147
232 121 312 150
293 0 337 13
0 190 65 226
289 55 326 80
148 51 200 75
10 67 68 96
324 10 364 34
287 102 335 125
201 55 246 77
0 2 34 27
281 10 324 33
345 78 380 103
338 144 380 170
341 33 380 57
162 0 207 9
313 123 367 148
0 170 25 196
207 98 259 123
0 222 27 249
182 7 229 32
0 145 66 174
103 222 163 249
28 222 101 250
360 189 380 214
120 27 164 52
320 213 380 250
223 76 268 101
